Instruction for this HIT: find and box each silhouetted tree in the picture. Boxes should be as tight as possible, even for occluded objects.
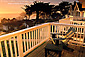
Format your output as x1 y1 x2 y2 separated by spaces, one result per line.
11 18 17 21
51 13 62 19
23 1 54 20
1 18 8 24
59 1 72 16
22 6 32 19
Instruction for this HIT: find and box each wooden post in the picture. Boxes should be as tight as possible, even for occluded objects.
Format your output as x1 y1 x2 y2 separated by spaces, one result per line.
83 28 85 43
34 30 35 46
17 34 23 57
9 39 13 57
48 24 51 39
26 32 29 50
24 33 26 52
32 31 33 47
29 32 31 49
0 41 3 57
4 40 9 57
13 37 17 57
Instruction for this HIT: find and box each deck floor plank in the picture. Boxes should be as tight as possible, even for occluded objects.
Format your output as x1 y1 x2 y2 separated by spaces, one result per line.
26 41 85 57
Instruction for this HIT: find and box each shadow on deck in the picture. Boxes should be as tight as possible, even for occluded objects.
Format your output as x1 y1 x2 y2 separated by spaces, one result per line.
26 41 85 57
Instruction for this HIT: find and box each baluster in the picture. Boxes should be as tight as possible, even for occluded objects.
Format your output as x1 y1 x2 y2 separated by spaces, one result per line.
0 41 3 57
43 27 45 39
39 29 40 42
44 27 46 39
57 25 58 38
37 29 39 43
46 27 47 38
29 32 31 49
40 28 42 41
62 26 64 37
17 34 23 57
36 30 37 44
80 28 82 42
43 28 44 40
26 32 29 50
34 30 35 46
39 29 41 42
48 25 51 39
9 38 13 57
36 30 38 44
4 40 9 57
55 25 56 33
45 27 47 38
13 37 17 57
83 28 85 43
77 27 78 42
42 28 43 40
52 25 53 33
24 33 26 52
44 27 45 39
32 31 33 47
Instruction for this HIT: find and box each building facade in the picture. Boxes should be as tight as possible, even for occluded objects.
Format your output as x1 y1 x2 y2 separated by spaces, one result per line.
69 1 85 17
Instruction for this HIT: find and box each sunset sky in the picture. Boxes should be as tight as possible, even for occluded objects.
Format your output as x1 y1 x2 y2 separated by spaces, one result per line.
0 0 84 19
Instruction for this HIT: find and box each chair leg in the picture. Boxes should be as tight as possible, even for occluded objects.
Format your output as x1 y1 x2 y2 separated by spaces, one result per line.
45 49 47 57
48 50 50 54
59 51 61 57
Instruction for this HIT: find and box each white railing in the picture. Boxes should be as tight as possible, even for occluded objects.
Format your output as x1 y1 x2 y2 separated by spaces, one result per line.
73 16 85 21
59 17 85 25
0 23 50 57
50 23 85 45
70 21 85 25
0 22 85 57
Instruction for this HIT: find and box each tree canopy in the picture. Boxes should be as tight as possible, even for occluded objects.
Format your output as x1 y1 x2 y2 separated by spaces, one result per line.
59 1 72 16
23 1 72 20
23 1 54 20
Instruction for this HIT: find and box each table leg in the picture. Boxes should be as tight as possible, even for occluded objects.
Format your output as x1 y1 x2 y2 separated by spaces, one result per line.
45 49 47 57
59 51 61 57
48 50 50 54
56 40 59 45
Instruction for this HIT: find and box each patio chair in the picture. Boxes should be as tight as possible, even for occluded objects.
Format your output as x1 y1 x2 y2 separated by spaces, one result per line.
45 27 76 57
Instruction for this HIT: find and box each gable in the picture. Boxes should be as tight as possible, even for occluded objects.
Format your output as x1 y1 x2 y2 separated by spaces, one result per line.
74 3 79 11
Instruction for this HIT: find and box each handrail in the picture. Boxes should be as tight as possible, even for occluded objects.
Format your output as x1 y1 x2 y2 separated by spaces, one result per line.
0 23 50 40
50 22 85 28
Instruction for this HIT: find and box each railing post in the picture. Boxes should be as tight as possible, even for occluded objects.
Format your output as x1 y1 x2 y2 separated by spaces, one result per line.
17 34 23 57
48 24 51 39
83 28 85 43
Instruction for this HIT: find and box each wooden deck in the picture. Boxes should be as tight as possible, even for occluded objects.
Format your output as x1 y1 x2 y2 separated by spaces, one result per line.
26 41 85 57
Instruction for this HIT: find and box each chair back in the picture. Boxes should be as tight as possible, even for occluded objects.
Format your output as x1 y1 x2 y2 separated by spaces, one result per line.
51 27 76 44
64 27 76 38
62 27 76 43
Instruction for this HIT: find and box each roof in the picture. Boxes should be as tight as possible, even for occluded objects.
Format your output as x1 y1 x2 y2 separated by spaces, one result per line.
72 1 85 11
